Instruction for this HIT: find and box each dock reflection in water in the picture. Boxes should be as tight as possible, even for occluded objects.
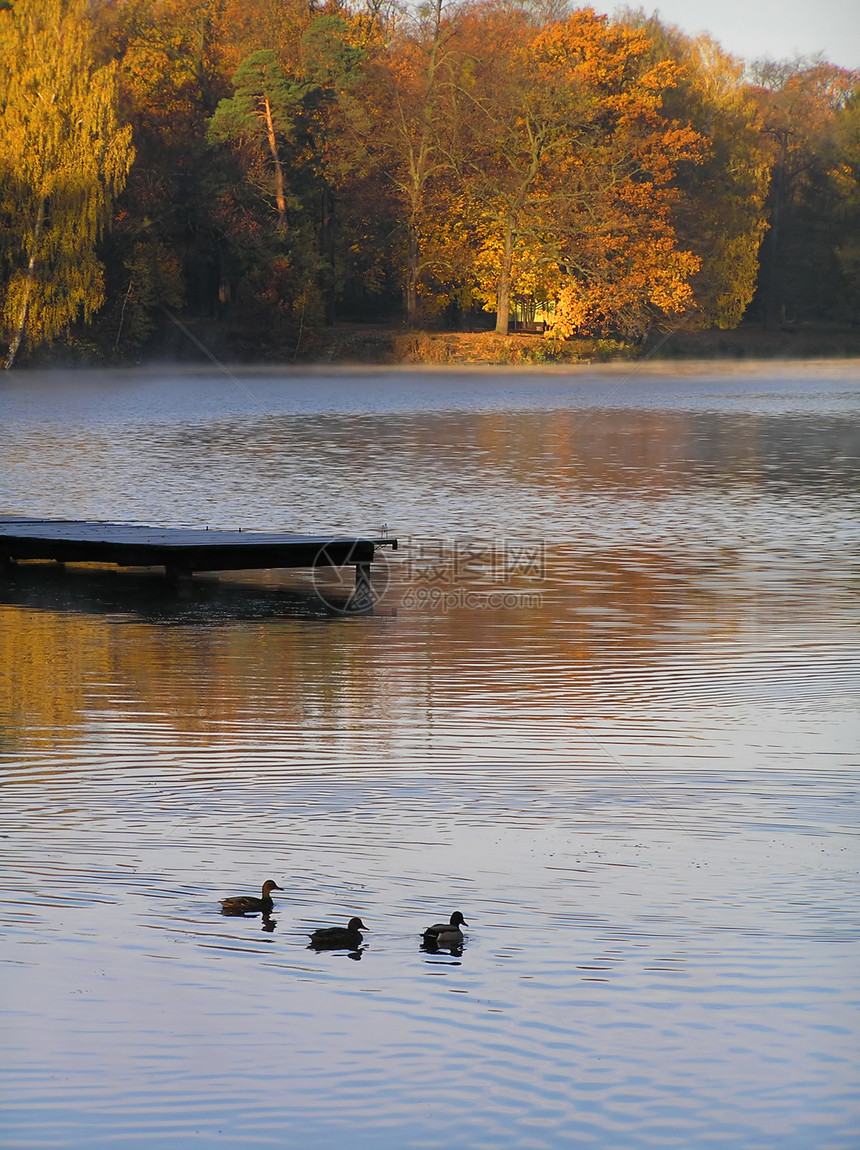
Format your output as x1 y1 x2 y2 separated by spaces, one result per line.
0 364 858 1148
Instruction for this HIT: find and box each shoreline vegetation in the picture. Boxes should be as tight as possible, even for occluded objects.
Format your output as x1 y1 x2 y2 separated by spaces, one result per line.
41 320 857 370
306 324 860 366
13 318 860 371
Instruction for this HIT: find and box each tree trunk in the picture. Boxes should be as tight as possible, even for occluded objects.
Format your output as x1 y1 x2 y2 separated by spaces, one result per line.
263 95 288 233
762 155 783 331
399 0 446 327
320 185 336 324
406 225 420 327
494 221 514 335
4 198 45 370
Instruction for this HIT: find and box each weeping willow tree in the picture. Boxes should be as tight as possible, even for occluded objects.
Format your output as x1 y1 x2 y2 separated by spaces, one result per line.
0 0 133 368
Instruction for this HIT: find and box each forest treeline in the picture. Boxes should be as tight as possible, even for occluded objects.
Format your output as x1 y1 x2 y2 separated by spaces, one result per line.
1 0 858 367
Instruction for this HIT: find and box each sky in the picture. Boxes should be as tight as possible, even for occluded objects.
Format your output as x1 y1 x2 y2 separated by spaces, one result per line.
603 0 860 71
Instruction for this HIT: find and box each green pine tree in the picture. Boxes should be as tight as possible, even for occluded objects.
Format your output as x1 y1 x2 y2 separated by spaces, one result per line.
207 50 313 234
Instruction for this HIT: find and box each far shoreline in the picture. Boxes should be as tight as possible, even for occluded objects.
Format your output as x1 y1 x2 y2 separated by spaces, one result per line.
7 321 860 373
6 357 860 382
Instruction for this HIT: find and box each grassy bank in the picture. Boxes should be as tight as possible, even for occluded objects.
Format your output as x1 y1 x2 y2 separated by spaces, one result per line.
308 327 630 366
303 323 860 367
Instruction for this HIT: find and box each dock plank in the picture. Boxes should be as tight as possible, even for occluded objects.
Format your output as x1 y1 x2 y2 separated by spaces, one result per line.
0 516 397 574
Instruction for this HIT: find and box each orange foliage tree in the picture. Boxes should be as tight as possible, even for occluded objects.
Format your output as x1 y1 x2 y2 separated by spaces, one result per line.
436 7 705 336
625 17 772 330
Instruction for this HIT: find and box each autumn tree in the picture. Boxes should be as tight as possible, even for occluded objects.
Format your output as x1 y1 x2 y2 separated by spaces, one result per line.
622 13 772 329
375 0 462 325
0 0 134 367
831 89 860 319
751 57 860 326
432 5 540 333
443 7 704 336
215 0 317 77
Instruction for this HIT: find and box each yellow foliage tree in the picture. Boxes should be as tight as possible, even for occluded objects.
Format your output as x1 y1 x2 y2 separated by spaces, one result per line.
0 0 134 367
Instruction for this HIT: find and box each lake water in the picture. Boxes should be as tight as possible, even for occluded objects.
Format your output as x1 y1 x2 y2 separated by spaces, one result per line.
1 362 858 1148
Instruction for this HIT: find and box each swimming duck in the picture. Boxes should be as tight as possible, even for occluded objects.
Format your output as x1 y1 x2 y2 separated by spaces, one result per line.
309 916 367 950
423 910 468 947
220 879 283 915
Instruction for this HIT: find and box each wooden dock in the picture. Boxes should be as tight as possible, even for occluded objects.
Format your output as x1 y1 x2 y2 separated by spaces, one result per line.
0 516 397 611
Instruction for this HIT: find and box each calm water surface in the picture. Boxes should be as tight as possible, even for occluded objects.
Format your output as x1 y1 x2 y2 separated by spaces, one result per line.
1 362 859 1148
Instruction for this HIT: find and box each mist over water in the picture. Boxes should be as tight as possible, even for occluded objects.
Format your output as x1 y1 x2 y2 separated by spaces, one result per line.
1 363 859 1148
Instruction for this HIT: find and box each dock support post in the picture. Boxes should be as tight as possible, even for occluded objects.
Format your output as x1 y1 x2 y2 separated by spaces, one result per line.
349 563 374 614
165 565 194 597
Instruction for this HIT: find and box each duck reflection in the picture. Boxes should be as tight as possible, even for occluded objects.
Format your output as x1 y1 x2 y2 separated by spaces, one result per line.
304 943 365 960
261 912 277 933
421 937 463 958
